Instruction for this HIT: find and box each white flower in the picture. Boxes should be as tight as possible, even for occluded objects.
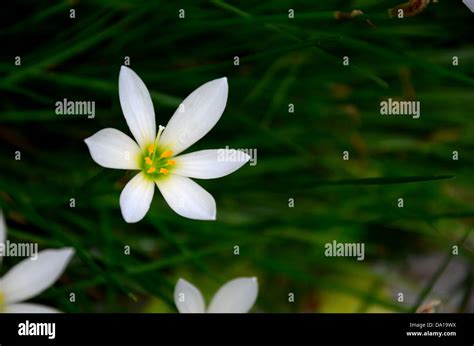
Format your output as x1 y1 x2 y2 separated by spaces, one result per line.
0 211 75 313
174 277 258 313
85 66 250 223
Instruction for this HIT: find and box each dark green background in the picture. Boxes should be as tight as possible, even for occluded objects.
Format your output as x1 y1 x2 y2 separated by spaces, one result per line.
0 0 473 312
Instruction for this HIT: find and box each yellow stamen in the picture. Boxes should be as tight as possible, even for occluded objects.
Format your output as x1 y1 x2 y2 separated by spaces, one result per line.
148 144 155 155
0 292 4 309
160 150 173 158
159 168 169 174
147 167 156 173
145 157 153 165
166 160 176 166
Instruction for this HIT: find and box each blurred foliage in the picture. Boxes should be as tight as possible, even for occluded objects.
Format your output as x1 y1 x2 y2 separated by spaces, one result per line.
0 0 473 313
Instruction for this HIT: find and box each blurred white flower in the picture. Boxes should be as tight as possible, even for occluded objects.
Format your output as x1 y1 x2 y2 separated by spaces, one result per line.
174 277 258 313
0 210 74 313
85 66 250 223
463 0 474 12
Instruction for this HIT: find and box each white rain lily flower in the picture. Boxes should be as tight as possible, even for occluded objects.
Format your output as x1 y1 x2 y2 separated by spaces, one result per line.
85 66 250 223
0 211 74 313
174 277 258 313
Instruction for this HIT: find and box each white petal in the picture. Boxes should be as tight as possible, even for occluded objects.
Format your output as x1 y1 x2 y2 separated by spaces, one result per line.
156 175 216 220
173 149 250 179
159 77 228 155
5 303 60 313
119 172 155 223
174 278 206 313
0 248 74 304
207 277 258 313
0 209 6 249
84 128 141 170
119 66 156 149
0 210 6 265
463 0 474 12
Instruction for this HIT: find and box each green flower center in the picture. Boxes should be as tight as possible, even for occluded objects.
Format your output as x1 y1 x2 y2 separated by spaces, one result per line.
141 143 175 179
140 125 175 179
